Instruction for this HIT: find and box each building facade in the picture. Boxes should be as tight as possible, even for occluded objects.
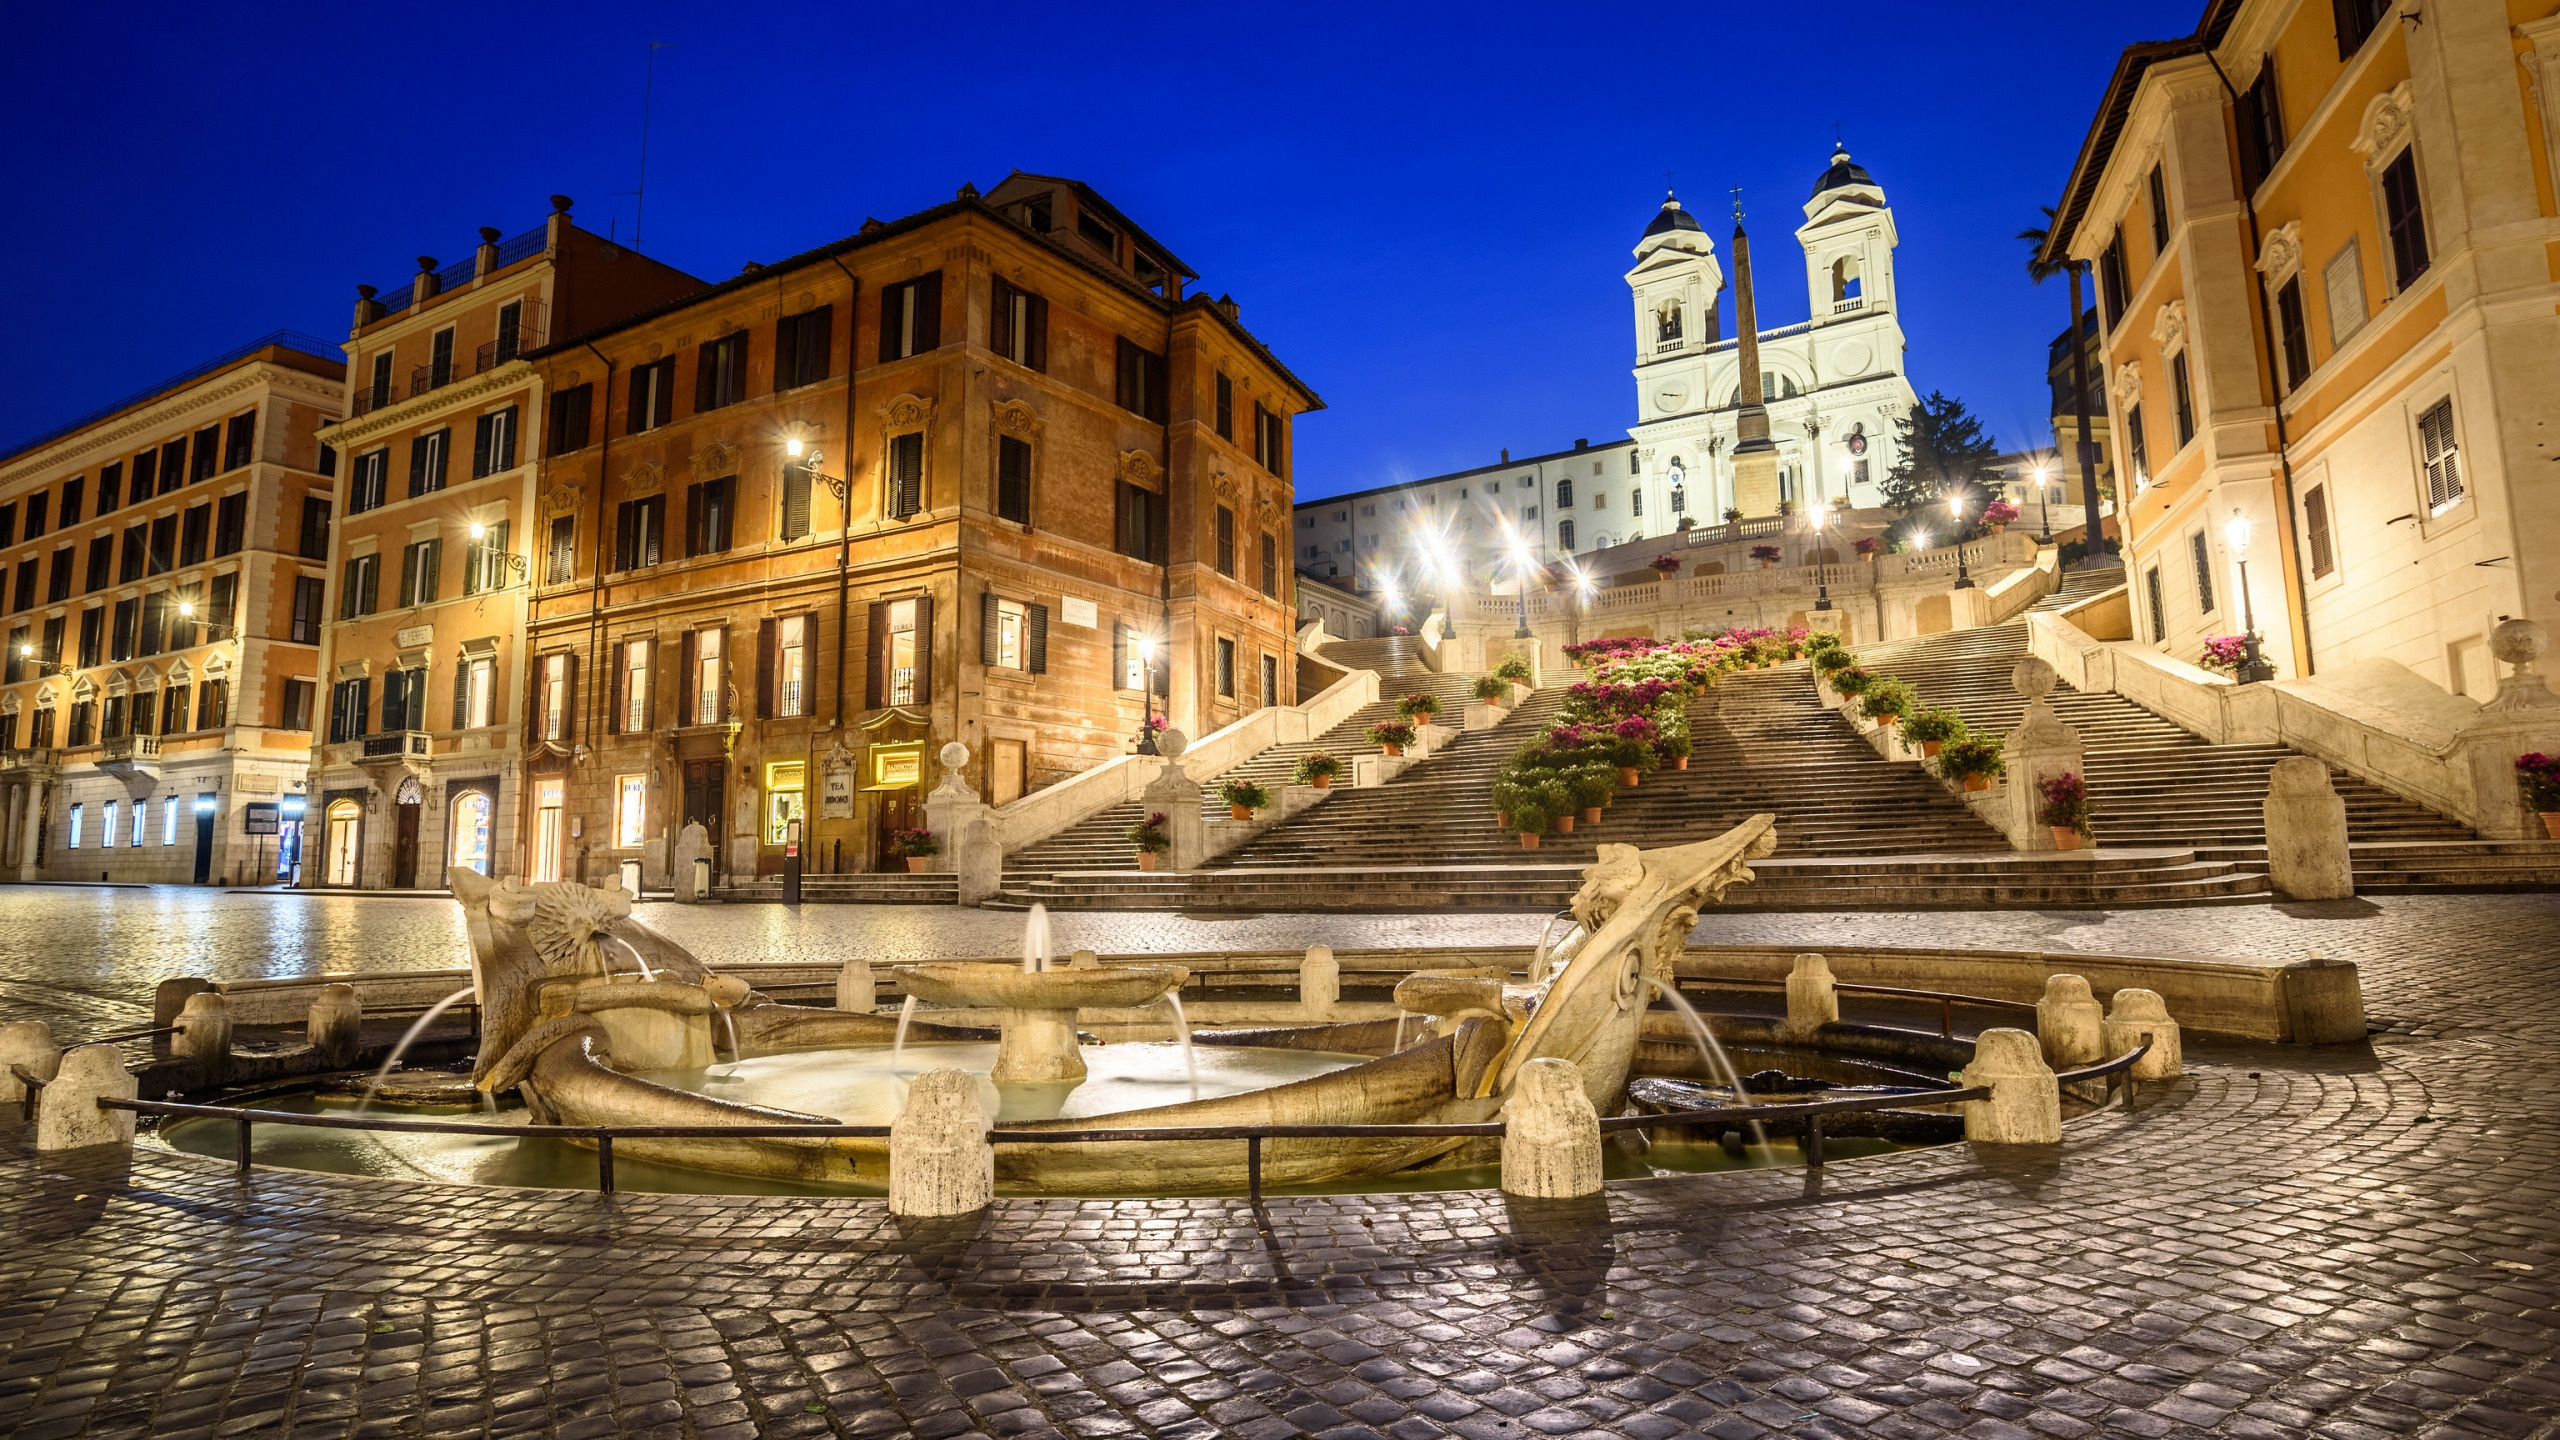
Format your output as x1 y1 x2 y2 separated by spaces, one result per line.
302 200 705 890
517 173 1316 889
2044 0 2560 696
0 334 344 884
1292 438 1640 601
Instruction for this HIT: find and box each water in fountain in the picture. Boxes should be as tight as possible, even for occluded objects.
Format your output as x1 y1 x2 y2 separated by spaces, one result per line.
1646 978 1768 1150
892 994 919 1062
1021 902 1053 973
1392 1011 1411 1052
602 933 657 983
355 986 478 1111
715 1007 740 1073
1532 912 1579 984
1160 991 1199 1096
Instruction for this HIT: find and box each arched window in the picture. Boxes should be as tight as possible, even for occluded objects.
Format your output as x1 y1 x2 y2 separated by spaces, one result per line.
1557 520 1576 551
451 791 493 875
1656 301 1683 344
1832 256 1862 302
1555 477 1573 509
1761 373 1800 401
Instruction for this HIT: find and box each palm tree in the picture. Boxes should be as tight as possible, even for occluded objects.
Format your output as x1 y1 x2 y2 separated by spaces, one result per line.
2021 206 2111 565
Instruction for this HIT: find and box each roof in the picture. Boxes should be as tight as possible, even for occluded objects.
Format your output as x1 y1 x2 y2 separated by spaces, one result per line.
1294 437 1636 509
2037 0 2243 268
992 170 1198 281
1640 191 1705 243
1808 146 1876 198
0 329 344 468
532 183 1321 411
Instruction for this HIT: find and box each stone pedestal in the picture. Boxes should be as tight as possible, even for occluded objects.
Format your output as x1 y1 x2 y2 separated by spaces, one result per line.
1500 1057 1603 1198
2264 757 2353 899
175 991 233 1082
2001 658 2086 853
1140 747 1206 871
0 1021 60 1103
307 984 363 1067
1069 949 1099 969
1961 1028 2061 1144
837 959 877 1013
992 1008 1086 1082
2103 989 2183 1078
889 1067 992 1217
2034 974 2105 1069
36 1044 136 1152
2460 620 2560 838
1299 946 1339 1019
1731 448 1781 518
671 823 712 902
923 743 1001 902
1780 953 1837 1039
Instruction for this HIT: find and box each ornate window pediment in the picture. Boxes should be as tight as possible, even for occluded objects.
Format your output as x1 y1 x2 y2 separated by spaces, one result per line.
623 459 665 497
2351 81 2417 169
877 393 935 429
990 398 1042 437
1118 450 1163 489
543 482 583 515
2113 360 2145 409
2254 220 2303 284
2151 299 2188 358
692 440 740 478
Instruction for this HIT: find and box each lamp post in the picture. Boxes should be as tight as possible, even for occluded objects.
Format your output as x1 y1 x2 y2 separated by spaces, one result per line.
1134 635 1161 755
466 521 530 585
2226 510 2276 683
1508 534 1534 639
1810 503 1833 612
1947 491 1976 590
2032 464 2056 544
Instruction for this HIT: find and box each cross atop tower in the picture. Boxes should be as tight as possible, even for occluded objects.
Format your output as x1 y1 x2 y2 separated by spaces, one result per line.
1730 185 1745 221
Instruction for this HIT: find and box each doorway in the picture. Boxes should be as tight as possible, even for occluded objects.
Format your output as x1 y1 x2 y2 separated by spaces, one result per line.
990 739 1027 807
533 778 565 881
681 760 724 837
191 793 215 883
393 786 421 888
450 790 492 877
873 790 919 872
323 799 362 887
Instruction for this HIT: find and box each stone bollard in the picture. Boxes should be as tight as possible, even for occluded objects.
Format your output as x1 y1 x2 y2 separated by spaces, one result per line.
1500 1057 1603 1198
2103 989 2183 1079
836 959 877 1013
2034 975 2105 1070
0 1020 61 1105
36 1044 137 1151
2263 757 2353 900
889 1067 992 1217
1069 949 1099 970
1960 1028 2061 1144
175 991 233 1081
1780 953 1838 1039
1299 946 1339 1019
306 984 364 1068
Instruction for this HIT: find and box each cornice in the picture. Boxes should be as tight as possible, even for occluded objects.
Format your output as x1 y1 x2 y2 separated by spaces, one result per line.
322 363 536 450
0 361 343 491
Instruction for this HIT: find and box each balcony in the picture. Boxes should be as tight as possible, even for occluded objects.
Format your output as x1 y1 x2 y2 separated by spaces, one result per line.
0 747 59 776
359 730 433 764
98 733 161 782
1832 298 1865 315
409 362 458 398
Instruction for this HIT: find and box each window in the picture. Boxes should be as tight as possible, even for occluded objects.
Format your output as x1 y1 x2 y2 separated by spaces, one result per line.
686 477 733 558
780 460 814 541
349 448 388 514
1558 519 1576 551
776 306 834 390
160 796 178 846
47 545 72 602
2147 164 2171 254
1215 373 1234 441
206 573 235 636
549 385 593 454
22 492 44 540
616 775 647 848
1260 533 1277 598
224 411 256 471
76 608 100 667
1215 505 1236 577
196 678 226 730
466 521 515 596
451 791 492 875
282 678 315 731
1556 478 1573 509
996 436 1032 524
1664 488 1681 516
2275 278 2312 391
2171 354 2195 449
191 427 219 483
400 538 441 607
290 577 325 644
868 596 930 707
2380 148 2429 292
2190 530 2216 614
616 638 654 732
138 591 166 655
1216 637 1236 698
2099 229 2129 330
143 514 174 575
97 462 120 514
762 614 809 717
161 684 189 735
60 478 83 528
546 516 576 584
1524 505 1541 522
2145 565 2167 642
455 653 495 730
1077 209 1117 257
179 505 210 567
66 804 81 849
1254 405 1285 473
429 329 455 389
764 761 807 844
68 701 93 747
879 274 943 362
368 351 393 410
2418 397 2464 513
1630 488 1644 518
1115 483 1164 563
101 800 117 847
615 496 665 570
0 502 12 547
328 677 369 742
317 445 335 479
627 359 675 434
494 301 526 365
471 406 518 478
381 666 427 732
9 561 31 613
1116 338 1168 423
2237 63 2285 192
990 596 1025 670
129 796 147 846
160 438 187 494
2 625 20 681
102 694 126 741
2125 404 2149 486
129 450 158 504
341 553 380 618
989 281 1047 371
408 428 450 497
695 333 747 412
885 432 924 519
214 493 245 556
2304 484 2335 578
300 497 332 559
685 628 725 725
538 652 574 741
2335 0 2390 58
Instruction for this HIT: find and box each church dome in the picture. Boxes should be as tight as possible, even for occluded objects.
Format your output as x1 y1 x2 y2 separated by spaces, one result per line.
1641 191 1703 242
1810 145 1875 198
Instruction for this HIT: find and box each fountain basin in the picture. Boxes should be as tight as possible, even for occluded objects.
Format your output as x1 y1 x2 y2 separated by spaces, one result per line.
895 962 1189 1082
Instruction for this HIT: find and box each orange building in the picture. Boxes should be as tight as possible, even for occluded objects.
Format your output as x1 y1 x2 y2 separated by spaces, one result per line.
0 333 343 883
302 199 704 889
519 172 1318 889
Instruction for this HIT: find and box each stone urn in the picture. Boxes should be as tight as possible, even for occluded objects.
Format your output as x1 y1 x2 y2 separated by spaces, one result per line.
895 961 1187 1083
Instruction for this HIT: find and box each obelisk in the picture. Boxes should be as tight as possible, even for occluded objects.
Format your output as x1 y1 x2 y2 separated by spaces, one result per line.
1727 204 1782 516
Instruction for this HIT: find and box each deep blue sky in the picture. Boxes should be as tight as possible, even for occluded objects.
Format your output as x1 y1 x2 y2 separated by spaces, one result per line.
0 1 2197 501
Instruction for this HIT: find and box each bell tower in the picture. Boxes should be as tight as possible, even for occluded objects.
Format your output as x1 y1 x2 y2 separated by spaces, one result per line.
1797 144 1899 329
1625 191 1721 365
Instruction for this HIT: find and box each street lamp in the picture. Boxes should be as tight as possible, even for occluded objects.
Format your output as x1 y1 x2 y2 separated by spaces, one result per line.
1809 503 1833 612
1506 531 1535 639
2032 464 2056 544
1134 635 1162 755
2226 510 2276 683
1947 491 1976 589
464 521 529 584
14 642 70 678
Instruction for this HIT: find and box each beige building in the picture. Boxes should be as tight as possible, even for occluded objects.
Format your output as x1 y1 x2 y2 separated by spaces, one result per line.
2042 0 2560 695
0 333 344 883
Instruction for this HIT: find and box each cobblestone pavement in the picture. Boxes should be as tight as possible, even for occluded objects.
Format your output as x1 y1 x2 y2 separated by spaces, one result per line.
0 888 2556 1438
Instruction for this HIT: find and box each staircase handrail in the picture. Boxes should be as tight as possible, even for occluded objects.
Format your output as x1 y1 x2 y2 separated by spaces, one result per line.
1978 544 2062 625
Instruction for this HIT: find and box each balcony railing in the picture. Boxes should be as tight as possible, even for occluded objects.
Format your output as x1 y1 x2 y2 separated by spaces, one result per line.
410 362 458 397
0 748 58 771
476 313 548 374
360 730 432 761
491 223 547 270
1833 297 1865 314
100 734 161 764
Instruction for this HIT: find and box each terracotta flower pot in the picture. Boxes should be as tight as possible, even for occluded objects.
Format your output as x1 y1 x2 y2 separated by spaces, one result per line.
1619 767 1641 787
1519 831 1541 850
904 857 927 873
1383 743 1403 757
2543 812 2560 839
1673 755 1689 771
1963 774 1990 792
1922 740 1943 757
1877 713 1899 727
1137 851 1159 871
1312 774 1333 790
1229 804 1253 822
2051 827 2084 851
1581 806 1603 824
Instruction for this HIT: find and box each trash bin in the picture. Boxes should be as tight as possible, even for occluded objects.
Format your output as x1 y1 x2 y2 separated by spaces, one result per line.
693 856 712 899
619 858 642 896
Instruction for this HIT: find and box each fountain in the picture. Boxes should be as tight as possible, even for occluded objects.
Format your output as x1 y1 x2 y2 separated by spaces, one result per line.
893 961 1187 1082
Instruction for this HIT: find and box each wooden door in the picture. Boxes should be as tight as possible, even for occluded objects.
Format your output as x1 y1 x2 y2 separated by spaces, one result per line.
874 791 918 871
681 761 724 835
392 801 420 888
990 740 1027 807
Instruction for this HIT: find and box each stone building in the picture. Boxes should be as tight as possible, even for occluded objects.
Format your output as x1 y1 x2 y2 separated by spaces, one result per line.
2042 0 2560 695
0 333 343 884
519 172 1317 888
302 200 704 890
1292 439 1639 602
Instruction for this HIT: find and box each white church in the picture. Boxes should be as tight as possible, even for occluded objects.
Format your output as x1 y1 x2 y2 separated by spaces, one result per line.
1292 145 1921 587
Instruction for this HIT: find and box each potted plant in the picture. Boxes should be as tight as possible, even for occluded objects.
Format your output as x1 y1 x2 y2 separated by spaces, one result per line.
2518 753 2560 837
1902 707 1967 758
2199 636 2247 675
1218 778 1271 822
1510 800 1549 849
1938 736 2005 791
1571 765 1615 825
1858 678 1915 728
1493 655 1533 685
1368 719 1417 756
1853 536 1880 561
1723 507 1744 524
2038 772 2094 851
1472 673 1511 707
1750 544 1783 570
1294 752 1342 790
1829 665 1874 697
1126 812 1171 871
1676 516 1697 531
1649 554 1683 577
885 827 939 874
1777 499 1797 517
1398 692 1442 727
1982 499 2020 533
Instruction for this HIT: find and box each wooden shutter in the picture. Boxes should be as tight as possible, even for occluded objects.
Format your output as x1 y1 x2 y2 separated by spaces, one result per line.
1028 603 1048 675
1111 624 1128 691
1026 293 1048 371
1116 338 1136 412
1148 487 1166 563
865 600 888 709
980 590 999 664
695 342 717 413
608 642 627 733
680 631 699 725
991 279 1014 360
756 618 777 717
717 630 732 722
878 282 902 364
1113 482 1130 557
911 593 934 703
471 414 491 477
452 658 470 730
685 483 705 558
360 556 378 615
2305 487 2334 577
914 271 942 352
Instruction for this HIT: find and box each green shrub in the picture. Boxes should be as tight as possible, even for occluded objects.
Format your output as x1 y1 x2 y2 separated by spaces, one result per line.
1293 753 1342 784
1858 679 1917 723
1126 812 1172 852
1217 779 1271 811
1811 646 1855 674
1937 736 2006 782
1902 707 1967 746
1569 766 1618 811
1367 720 1418 749
1473 674 1511 701
1508 800 1551 833
1829 666 1875 696
1492 655 1534 683
1397 692 1442 721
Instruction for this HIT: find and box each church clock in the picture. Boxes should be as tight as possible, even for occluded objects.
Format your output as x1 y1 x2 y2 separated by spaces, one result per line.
1652 378 1691 415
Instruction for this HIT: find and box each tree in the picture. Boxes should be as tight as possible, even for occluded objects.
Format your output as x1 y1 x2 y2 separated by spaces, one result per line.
1881 391 2001 517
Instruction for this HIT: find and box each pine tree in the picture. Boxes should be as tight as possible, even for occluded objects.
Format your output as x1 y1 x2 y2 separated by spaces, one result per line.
1881 391 2001 515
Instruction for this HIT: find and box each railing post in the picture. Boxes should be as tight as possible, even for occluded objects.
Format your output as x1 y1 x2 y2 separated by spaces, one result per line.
1939 998 1953 1038
1247 1134 1263 1205
596 1133 616 1195
235 1115 253 1178
1805 1116 1824 1169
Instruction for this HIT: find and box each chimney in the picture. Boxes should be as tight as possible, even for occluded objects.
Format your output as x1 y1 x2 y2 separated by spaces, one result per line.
413 256 440 307
1215 293 1240 323
475 226 501 279
1574 438 1589 450
1501 448 1510 463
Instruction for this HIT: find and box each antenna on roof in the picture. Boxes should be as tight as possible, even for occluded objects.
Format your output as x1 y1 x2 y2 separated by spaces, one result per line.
632 41 673 247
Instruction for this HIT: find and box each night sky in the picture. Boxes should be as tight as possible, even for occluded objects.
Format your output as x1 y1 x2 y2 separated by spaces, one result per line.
0 1 2198 500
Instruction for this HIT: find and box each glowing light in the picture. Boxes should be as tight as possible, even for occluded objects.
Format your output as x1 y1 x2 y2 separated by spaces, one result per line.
1946 492 1966 520
1913 530 1931 550
1137 636 1156 664
785 436 805 458
15 643 27 657
2225 510 2253 554
468 522 486 539
178 601 195 617
2032 464 2051 488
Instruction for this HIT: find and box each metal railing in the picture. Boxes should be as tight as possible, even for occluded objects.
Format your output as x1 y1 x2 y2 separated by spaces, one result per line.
360 730 431 761
1673 977 2041 1039
434 256 478 293
491 224 547 270
100 734 161 763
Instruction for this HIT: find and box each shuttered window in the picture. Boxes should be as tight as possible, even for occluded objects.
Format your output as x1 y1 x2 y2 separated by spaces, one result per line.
615 497 665 570
695 333 747 412
1214 373 1233 441
990 281 1047 371
776 306 833 390
1214 505 1235 577
1114 483 1165 564
885 433 924 518
2304 485 2334 579
979 592 1049 674
878 274 943 362
2171 354 2195 449
2145 566 2167 643
341 554 379 618
399 539 440 607
2418 397 2463 512
2236 64 2285 193
996 436 1031 524
686 477 734 557
1115 338 1167 423
301 498 333 559
1260 533 1278 597
627 360 675 434
2189 530 2215 615
214 493 246 556
180 505 210 567
472 406 518 478
549 385 593 454
780 461 814 540
224 411 257 470
2381 149 2429 292
2275 278 2311 391
866 596 933 708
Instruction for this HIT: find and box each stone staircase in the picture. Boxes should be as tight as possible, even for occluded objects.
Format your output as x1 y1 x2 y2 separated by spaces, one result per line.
2028 564 2132 613
719 872 959 904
